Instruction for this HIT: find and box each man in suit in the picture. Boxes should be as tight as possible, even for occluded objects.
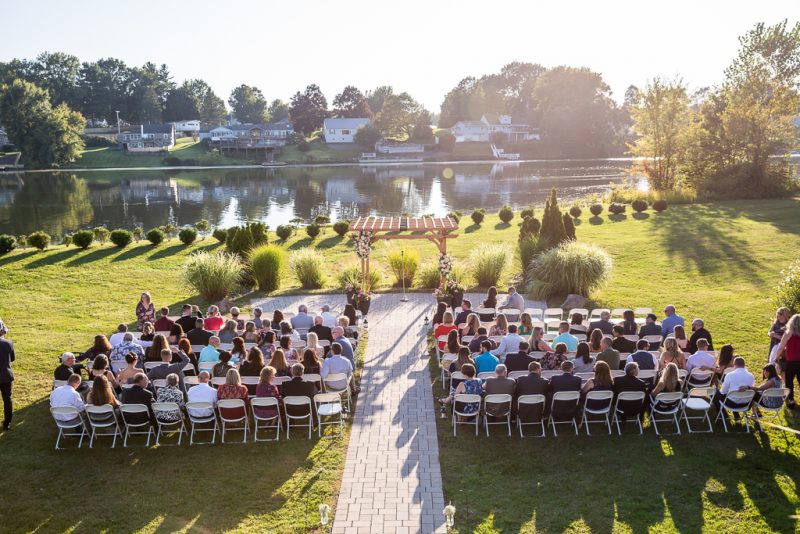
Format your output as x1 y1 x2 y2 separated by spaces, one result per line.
483 364 516 419
121 373 155 425
175 304 200 334
595 336 621 371
687 319 713 354
588 310 614 335
454 300 473 327
147 349 190 390
613 362 648 421
516 361 550 424
281 363 319 420
611 325 637 354
0 320 15 430
468 327 496 353
638 314 662 350
309 315 334 343
186 318 213 346
547 360 582 420
290 304 315 331
505 341 534 373
498 286 524 312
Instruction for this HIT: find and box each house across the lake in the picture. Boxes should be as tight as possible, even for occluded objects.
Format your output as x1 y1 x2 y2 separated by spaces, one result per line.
323 118 370 143
170 120 201 136
450 114 540 143
202 119 294 148
118 124 176 152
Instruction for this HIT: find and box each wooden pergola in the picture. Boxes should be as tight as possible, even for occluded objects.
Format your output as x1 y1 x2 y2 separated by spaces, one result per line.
350 216 459 284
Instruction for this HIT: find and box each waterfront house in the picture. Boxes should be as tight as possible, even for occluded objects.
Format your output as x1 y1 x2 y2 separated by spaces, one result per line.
450 114 540 143
323 118 370 143
206 120 294 148
170 120 201 136
118 124 176 152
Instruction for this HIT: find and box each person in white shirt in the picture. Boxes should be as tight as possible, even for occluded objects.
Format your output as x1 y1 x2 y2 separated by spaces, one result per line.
321 343 355 393
109 324 129 347
50 374 85 422
320 305 338 329
720 357 755 395
187 371 217 417
685 338 716 373
491 325 523 358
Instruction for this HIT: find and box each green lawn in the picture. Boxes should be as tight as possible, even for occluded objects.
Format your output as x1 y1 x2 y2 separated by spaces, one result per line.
1 197 799 532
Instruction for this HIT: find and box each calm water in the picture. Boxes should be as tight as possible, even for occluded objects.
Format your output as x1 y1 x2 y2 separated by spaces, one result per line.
0 160 633 236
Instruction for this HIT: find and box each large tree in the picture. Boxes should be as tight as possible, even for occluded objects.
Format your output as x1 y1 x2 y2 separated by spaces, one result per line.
289 84 328 135
366 85 394 115
332 85 372 118
0 79 85 169
374 92 423 138
77 57 135 124
164 79 226 124
267 99 289 122
228 84 267 123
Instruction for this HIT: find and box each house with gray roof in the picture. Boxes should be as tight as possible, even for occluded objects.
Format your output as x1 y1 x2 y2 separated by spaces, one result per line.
118 124 176 152
323 118 370 143
204 119 294 147
450 114 540 143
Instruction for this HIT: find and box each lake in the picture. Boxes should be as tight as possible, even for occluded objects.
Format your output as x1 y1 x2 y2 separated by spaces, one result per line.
0 160 634 236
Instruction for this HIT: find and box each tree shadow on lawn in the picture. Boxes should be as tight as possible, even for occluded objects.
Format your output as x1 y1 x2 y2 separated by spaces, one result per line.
111 243 152 262
718 197 800 238
24 247 81 269
316 235 344 249
65 246 118 267
148 243 186 261
0 249 37 267
289 237 314 250
589 216 604 225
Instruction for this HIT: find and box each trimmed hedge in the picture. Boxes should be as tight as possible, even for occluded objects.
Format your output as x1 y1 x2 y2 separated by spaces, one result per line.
498 205 514 224
470 209 486 225
276 225 293 240
146 228 165 246
590 204 603 216
333 220 350 237
73 230 93 249
653 199 668 212
27 231 50 251
632 199 648 213
0 234 16 255
179 227 198 245
306 223 321 239
110 229 133 248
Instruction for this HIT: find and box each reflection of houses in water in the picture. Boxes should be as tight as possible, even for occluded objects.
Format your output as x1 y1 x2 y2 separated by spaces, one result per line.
361 166 426 181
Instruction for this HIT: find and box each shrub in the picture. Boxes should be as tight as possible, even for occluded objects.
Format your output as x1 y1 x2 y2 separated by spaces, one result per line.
337 265 382 291
179 227 197 245
213 228 228 243
563 213 576 240
469 243 511 287
590 204 603 216
0 235 16 255
306 223 321 239
520 208 534 220
27 231 50 251
539 188 567 250
17 235 27 249
132 227 144 242
525 241 612 300
631 199 648 213
250 222 269 246
226 225 254 255
333 220 350 237
498 205 514 224
569 205 582 219
146 228 165 246
93 226 110 244
183 251 243 302
290 249 325 289
250 244 285 292
446 211 462 223
194 219 210 236
160 224 178 240
609 203 626 215
276 225 293 240
607 183 696 205
519 216 541 238
62 234 72 247
296 138 311 152
417 265 442 289
519 235 538 272
652 199 668 212
314 214 331 225
774 259 800 315
72 230 93 249
470 209 485 225
387 248 419 287
109 229 132 248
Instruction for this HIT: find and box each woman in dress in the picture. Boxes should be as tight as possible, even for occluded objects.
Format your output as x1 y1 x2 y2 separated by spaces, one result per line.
774 314 800 407
217 369 250 417
271 310 285 331
460 313 481 338
242 321 259 343
752 363 784 408
572 342 594 373
673 325 689 352
269 349 292 377
445 330 461 355
155 373 185 422
116 352 141 385
87 375 119 409
212 351 235 378
258 330 276 358
540 343 568 371
140 322 155 343
88 355 119 390
715 344 735 382
204 305 224 331
651 362 681 400
343 304 358 329
136 292 155 332
439 363 483 420
529 327 553 353
431 302 447 327
239 347 266 377
279 335 299 362
255 366 282 419
588 328 604 352
569 313 587 335
218 320 239 344
489 313 509 337
581 360 614 410
518 313 535 337
280 322 301 344
167 323 184 345
621 310 638 336
145 334 171 362
659 337 686 370
177 338 198 373
482 286 498 309
434 312 458 351
448 346 475 374
230 337 247 364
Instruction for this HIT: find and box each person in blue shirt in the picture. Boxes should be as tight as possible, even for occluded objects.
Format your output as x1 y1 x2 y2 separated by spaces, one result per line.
474 340 500 374
552 322 578 352
332 326 355 368
661 305 685 337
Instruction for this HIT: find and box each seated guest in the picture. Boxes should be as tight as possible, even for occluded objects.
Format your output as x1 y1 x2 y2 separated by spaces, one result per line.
529 327 553 353
431 302 447 327
517 361 549 396
186 371 216 418
483 364 516 418
254 366 282 418
271 310 285 331
661 305 685 337
204 305 225 331
627 339 658 370
548 360 582 418
121 373 155 418
498 286 524 312
320 305 338 329
186 318 213 346
468 327 495 353
715 344 735 380
147 348 191 390
570 313 588 335
673 325 689 351
279 335 299 362
140 322 155 343
638 313 662 341
491 324 523 357
342 304 358 329
269 349 292 377
230 306 245 330
306 332 325 359
258 331 276 357
88 355 119 389
518 312 535 337
659 337 686 369
474 341 500 374
613 362 649 419
489 313 509 337
504 341 534 373
116 352 141 385
83 335 113 361
571 342 594 373
239 347 265 377
310 315 334 343
144 334 172 363
552 322 578 353
588 328 604 352
175 304 200 334
435 312 458 350
321 342 355 393
588 311 614 335
651 363 681 398
251 307 264 330
611 325 637 354
685 339 716 373
290 304 315 331
332 327 355 368
541 342 569 371
454 300 473 328
688 319 713 353
154 307 174 332
55 352 84 381
338 316 359 340
50 374 85 419
719 357 754 397
217 369 250 416
87 375 119 409
620 310 638 336
438 363 482 415
448 347 475 374
581 360 614 409
753 364 783 407
198 337 221 364
109 324 128 347
482 286 498 310
110 333 144 363
217 320 239 344
167 323 184 345
445 330 462 356
155 373 185 422
280 363 318 418
280 322 301 344
230 337 247 364
301 348 322 374
212 351 235 378
461 314 481 339
595 336 620 371
177 338 197 372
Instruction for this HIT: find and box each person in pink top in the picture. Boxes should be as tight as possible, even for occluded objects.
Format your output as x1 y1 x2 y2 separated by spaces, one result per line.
434 312 458 351
204 305 225 331
775 314 800 408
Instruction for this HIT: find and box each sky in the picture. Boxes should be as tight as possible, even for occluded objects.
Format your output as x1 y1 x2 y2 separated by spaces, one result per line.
2 0 797 112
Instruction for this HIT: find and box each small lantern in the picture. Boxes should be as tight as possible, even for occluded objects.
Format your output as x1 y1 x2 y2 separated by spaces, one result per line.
319 503 330 525
443 502 456 528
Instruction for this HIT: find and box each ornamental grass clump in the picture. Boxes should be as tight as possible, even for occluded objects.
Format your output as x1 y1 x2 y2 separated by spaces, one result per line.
290 249 325 289
470 243 511 287
525 241 612 300
184 251 243 303
338 265 382 291
387 248 419 287
774 259 800 315
250 244 286 292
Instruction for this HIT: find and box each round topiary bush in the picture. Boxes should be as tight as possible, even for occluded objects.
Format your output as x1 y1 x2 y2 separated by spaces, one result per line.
314 214 331 225
110 229 133 248
93 227 110 244
652 199 668 212
519 216 541 238
276 225 293 241
179 227 197 245
146 228 165 246
498 205 514 224
213 228 227 243
609 203 626 215
0 234 17 255
194 219 210 235
446 211 462 223
569 205 582 219
250 244 285 292
72 230 94 249
470 209 485 225
62 234 73 247
525 241 612 300
520 208 534 220
333 220 350 237
306 223 321 239
27 231 51 251
631 199 648 213
590 204 603 216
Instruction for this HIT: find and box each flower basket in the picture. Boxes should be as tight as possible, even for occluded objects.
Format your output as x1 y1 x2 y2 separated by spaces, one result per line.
434 278 464 310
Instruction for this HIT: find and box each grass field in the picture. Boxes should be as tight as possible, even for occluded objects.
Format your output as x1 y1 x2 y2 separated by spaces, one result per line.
1 196 799 532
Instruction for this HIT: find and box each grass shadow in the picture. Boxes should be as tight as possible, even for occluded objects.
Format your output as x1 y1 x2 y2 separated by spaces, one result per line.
589 216 604 225
24 248 81 269
632 212 651 220
111 244 151 263
194 241 223 252
609 214 628 222
0 250 37 267
573 218 583 226
494 222 512 230
65 246 118 267
465 224 481 233
316 235 344 249
148 243 186 261
289 237 314 250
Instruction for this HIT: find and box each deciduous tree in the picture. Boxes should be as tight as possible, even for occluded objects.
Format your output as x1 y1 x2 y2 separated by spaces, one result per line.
228 84 267 123
333 85 372 118
289 84 328 135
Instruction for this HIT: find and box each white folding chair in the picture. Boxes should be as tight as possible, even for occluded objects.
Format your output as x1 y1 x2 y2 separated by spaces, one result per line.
441 353 458 385
452 393 481 436
151 402 187 445
283 396 313 439
251 397 281 442
50 406 87 449
315 393 344 438
634 308 652 324
680 387 715 433
474 307 496 319
304 373 323 391
52 380 67 390
517 395 546 437
715 390 756 433
623 335 639 343
198 362 215 375
545 319 562 333
217 399 249 443
543 333 556 342
185 401 219 445
211 377 226 387
685 368 714 390
322 373 351 413
241 376 260 396
581 390 614 435
477 372 495 381
544 308 563 321
435 335 449 361
528 351 546 360
183 375 200 391
85 404 122 448
111 361 128 373
508 371 527 380
610 308 628 322
144 361 167 372
191 345 206 354
574 334 587 342
151 378 167 393
611 391 646 435
749 388 790 430
651 392 684 435
525 308 543 320
643 335 663 347
483 394 512 437
548 391 580 436
119 404 154 447
219 343 234 351
568 308 589 320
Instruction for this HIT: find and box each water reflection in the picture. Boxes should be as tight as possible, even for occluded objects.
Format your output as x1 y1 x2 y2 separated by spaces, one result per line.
0 160 630 235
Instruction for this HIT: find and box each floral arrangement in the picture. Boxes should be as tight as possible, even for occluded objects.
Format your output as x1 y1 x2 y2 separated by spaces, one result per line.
438 253 454 278
354 231 375 258
345 282 372 303
433 278 463 299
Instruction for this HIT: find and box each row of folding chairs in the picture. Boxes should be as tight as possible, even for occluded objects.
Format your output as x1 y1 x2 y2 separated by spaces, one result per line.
461 307 654 324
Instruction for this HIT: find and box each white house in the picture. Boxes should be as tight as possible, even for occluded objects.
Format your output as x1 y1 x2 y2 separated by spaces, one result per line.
204 120 294 147
450 114 540 143
170 120 201 136
450 120 489 143
323 118 370 143
118 124 176 152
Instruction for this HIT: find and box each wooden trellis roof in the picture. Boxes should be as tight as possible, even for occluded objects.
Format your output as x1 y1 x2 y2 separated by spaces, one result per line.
350 216 458 232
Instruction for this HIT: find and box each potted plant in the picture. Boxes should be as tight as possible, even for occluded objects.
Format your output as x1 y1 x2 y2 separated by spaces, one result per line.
345 282 372 316
434 278 464 310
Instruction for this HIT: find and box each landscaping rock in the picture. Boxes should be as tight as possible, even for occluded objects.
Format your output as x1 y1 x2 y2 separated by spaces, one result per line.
560 293 588 310
215 298 235 314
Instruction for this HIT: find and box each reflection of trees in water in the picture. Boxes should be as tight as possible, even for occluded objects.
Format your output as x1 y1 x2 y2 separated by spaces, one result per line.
8 173 94 235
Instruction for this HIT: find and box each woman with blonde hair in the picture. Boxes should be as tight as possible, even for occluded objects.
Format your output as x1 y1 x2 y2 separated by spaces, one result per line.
489 313 508 337
204 305 224 331
216 369 249 418
140 321 155 343
774 313 800 407
269 349 291 377
652 362 680 397
460 313 481 338
529 326 553 353
218 320 239 344
306 332 324 358
769 307 791 357
518 312 535 336
659 337 686 370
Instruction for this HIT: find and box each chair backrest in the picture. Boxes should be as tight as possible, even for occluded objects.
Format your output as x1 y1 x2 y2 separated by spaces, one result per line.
51 405 81 422
634 307 652 316
283 395 312 417
240 376 259 386
144 361 167 371
111 362 128 373
85 404 116 423
652 392 684 412
552 391 580 404
616 391 645 403
525 308 543 319
273 376 291 387
198 362 215 373
185 401 215 419
314 392 341 405
610 308 628 319
528 351 546 360
517 394 546 406
687 368 713 385
152 378 167 390
585 389 614 406
568 308 589 319
623 335 639 342
722 367 735 377
53 380 67 390
437 335 450 344
575 372 593 382
758 388 789 408
573 334 587 342
643 335 663 344
541 370 559 379
152 401 180 415
477 372 495 381
544 307 563 319
508 371 527 380
543 333 556 342
453 393 481 415
191 344 206 354
323 372 348 387
304 373 322 384
218 343 234 351
724 389 755 405
638 370 657 381
211 377 226 386
687 387 716 399
484 394 512 412
251 397 279 410
216 398 247 419
589 308 609 319
119 403 150 422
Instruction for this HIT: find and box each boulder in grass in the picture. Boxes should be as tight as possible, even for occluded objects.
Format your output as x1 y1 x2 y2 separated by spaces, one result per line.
560 293 588 310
